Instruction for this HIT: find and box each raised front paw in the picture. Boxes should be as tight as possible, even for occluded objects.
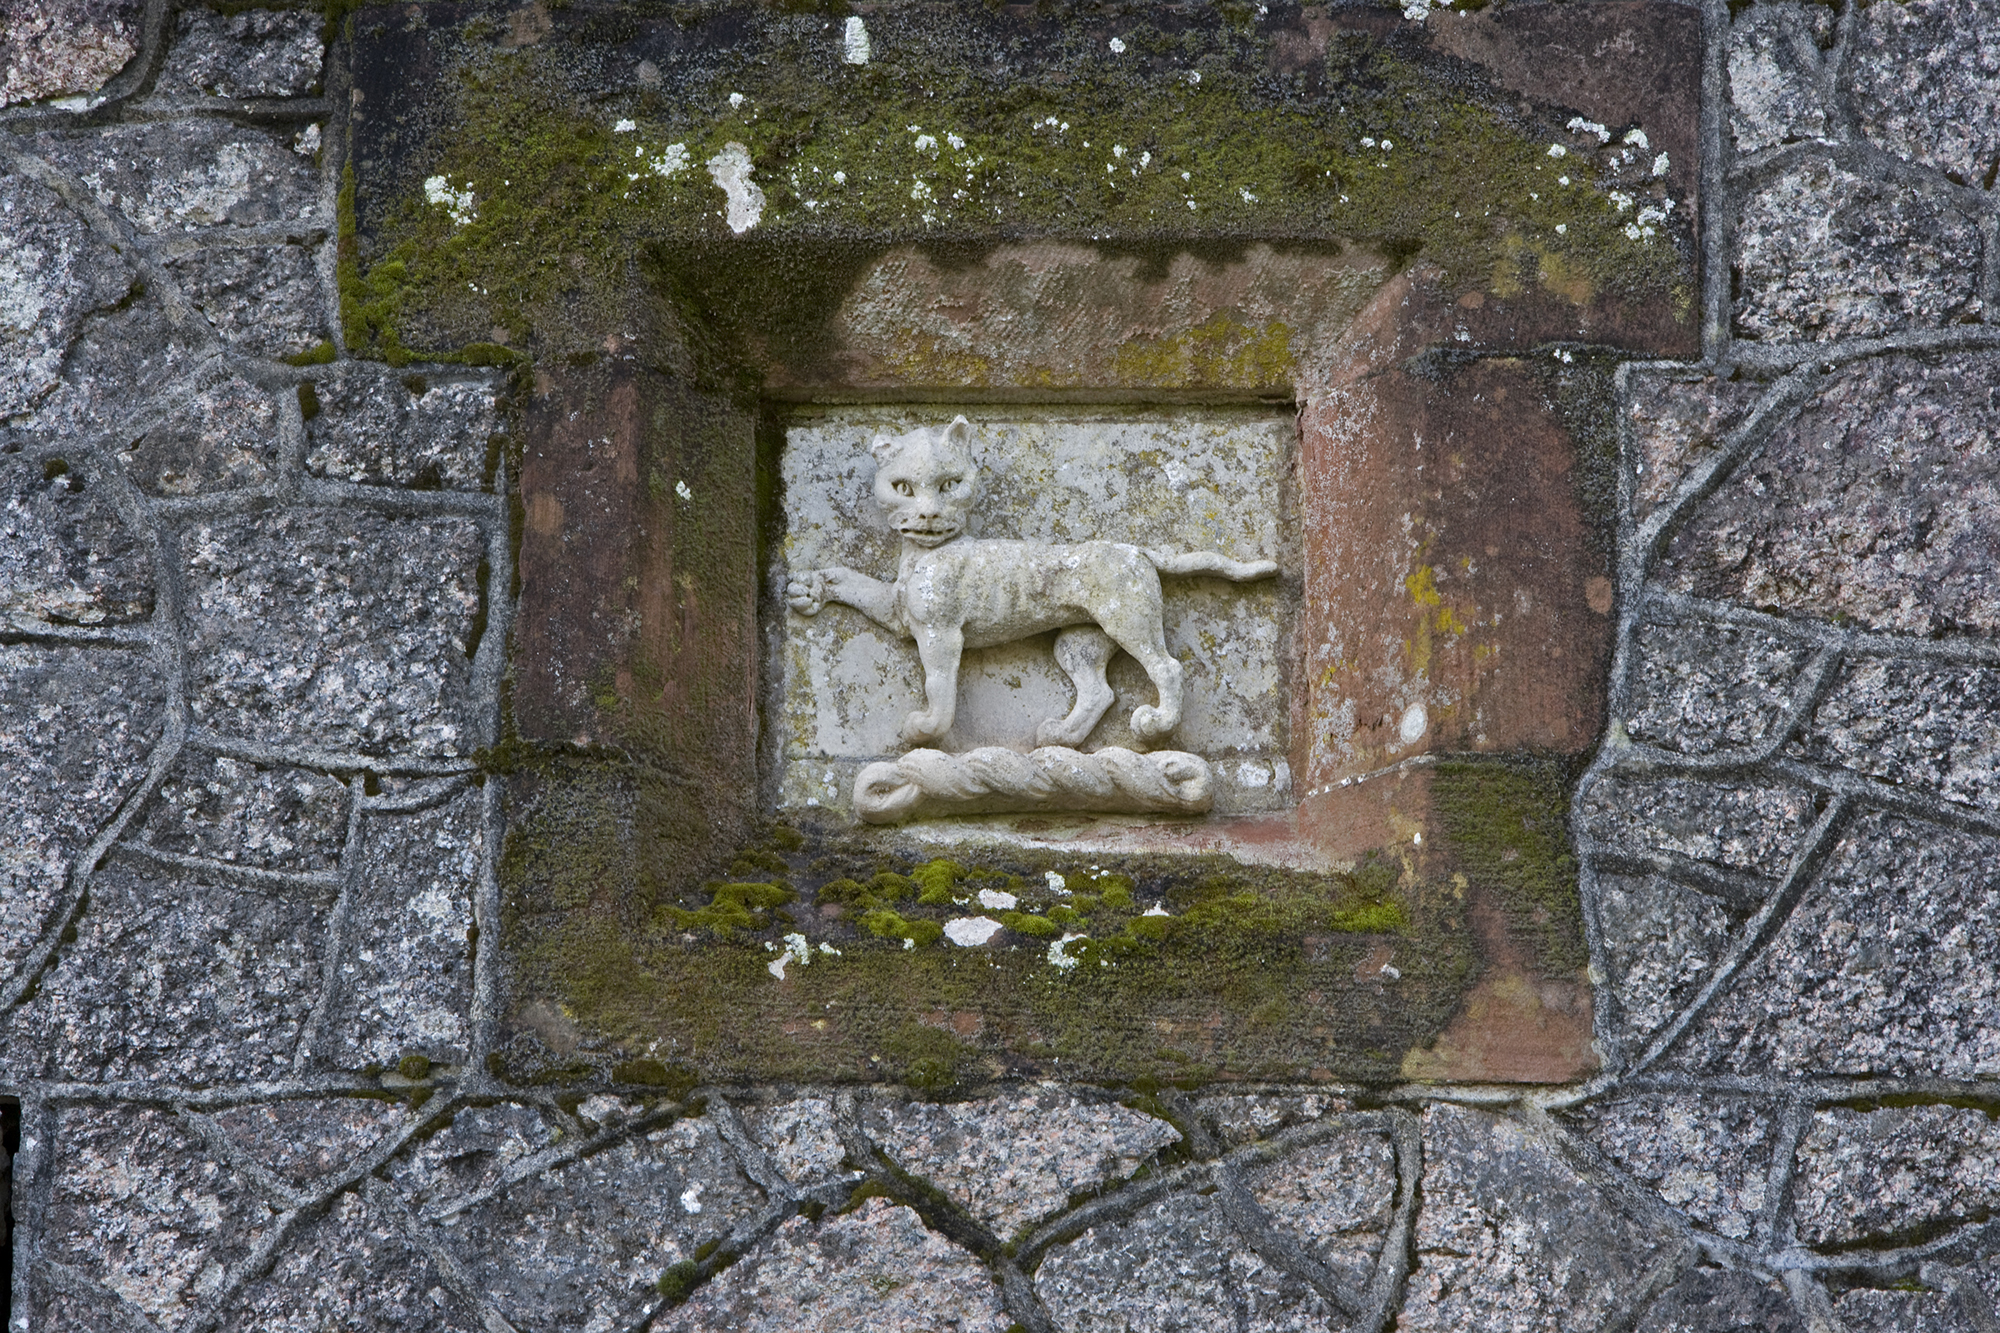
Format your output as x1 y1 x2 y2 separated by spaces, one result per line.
785 570 827 616
899 711 948 747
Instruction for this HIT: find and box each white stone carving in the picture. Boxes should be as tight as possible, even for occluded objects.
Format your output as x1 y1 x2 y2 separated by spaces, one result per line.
784 416 1278 822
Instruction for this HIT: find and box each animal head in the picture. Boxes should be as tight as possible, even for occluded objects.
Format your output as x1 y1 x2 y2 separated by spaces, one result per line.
869 416 982 548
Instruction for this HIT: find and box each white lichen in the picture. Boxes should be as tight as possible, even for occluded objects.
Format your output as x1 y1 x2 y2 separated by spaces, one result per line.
945 917 1004 947
1565 116 1611 143
1047 933 1087 970
842 15 870 65
422 175 475 226
977 888 1018 910
705 142 764 233
1108 36 1126 53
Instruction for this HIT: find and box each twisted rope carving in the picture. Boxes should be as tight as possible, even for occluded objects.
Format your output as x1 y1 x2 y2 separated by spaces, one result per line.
853 746 1214 824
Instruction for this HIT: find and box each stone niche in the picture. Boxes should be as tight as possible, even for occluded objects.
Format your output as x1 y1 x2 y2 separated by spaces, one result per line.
350 0 1698 1086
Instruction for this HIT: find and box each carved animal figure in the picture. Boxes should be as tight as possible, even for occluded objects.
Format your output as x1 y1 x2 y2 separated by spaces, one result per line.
786 416 1279 749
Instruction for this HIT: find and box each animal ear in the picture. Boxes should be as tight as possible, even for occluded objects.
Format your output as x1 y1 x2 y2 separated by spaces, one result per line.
943 416 973 449
868 433 895 462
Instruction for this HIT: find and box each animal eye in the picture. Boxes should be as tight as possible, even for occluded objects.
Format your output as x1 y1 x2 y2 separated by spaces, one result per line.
939 480 955 492
894 480 913 496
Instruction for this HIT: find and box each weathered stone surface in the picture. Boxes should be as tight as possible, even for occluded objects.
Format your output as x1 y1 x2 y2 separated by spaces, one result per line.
1793 1105 2000 1248
386 1101 558 1211
0 645 164 985
1832 1287 1976 1333
42 1104 279 1329
1625 617 1812 757
37 120 322 235
865 1087 1179 1239
0 442 154 626
303 362 504 491
0 169 137 416
1569 1096 1775 1241
0 0 143 106
1398 1106 1684 1333
1794 661 2000 811
157 7 324 100
1195 1091 1346 1148
660 1197 1008 1333
1593 871 1736 1045
743 1096 854 1188
212 1097 407 1190
1734 159 1981 341
133 751 347 871
1633 1267 1804 1333
1672 813 2000 1078
181 509 484 757
10 861 331 1081
1851 0 2000 185
1665 352 2000 636
24 299 203 448
1726 4 1832 154
444 1112 765 1333
115 366 280 496
166 243 329 359
329 786 479 1068
1623 369 1762 523
1579 774 1815 879
1035 1188 1334 1333
1240 1129 1397 1288
776 409 1294 819
215 1190 480 1333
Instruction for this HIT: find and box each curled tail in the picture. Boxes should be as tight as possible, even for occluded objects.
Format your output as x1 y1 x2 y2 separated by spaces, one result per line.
1144 549 1279 581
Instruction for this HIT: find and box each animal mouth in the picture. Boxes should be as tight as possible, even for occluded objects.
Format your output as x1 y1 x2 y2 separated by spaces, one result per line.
899 523 960 545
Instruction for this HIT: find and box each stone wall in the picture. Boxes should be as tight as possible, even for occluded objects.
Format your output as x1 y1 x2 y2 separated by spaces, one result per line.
3 1 1999 1331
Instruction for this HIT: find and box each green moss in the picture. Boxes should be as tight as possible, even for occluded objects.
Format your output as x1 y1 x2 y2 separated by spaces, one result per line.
281 339 337 366
657 1261 700 1305
396 1053 432 1080
998 910 1060 938
911 858 965 905
611 1057 699 1099
857 907 943 949
1430 755 1587 974
660 880 797 935
347 13 1690 364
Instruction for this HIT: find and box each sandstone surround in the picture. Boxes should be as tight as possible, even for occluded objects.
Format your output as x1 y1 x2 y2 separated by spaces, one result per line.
5 1 2000 1331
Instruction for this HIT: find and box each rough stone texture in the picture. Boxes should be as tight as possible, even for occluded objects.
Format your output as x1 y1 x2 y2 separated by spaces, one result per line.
116 366 281 495
214 1190 481 1333
443 1112 765 1333
212 1097 408 1190
1625 617 1812 756
1632 1267 1805 1333
181 509 484 757
1578 774 1816 879
0 645 164 984
386 1102 559 1211
1593 871 1736 1045
1664 353 2000 636
0 169 136 417
156 7 325 100
1832 1287 1977 1333
42 1104 279 1329
37 120 324 235
132 751 347 871
1794 660 2000 811
0 0 143 106
1240 1130 1397 1288
0 441 155 626
865 1087 1180 1238
1035 1189 1335 1333
1569 1096 1776 1241
1397 1106 1684 1333
1624 369 1762 523
744 1096 855 1188
1195 1092 1346 1148
7 861 332 1082
1850 0 2000 185
23 299 204 450
328 786 479 1068
1726 4 1832 154
1733 159 1982 342
303 363 505 490
660 1197 1010 1333
1793 1105 2000 1248
165 242 330 360
1672 813 2000 1079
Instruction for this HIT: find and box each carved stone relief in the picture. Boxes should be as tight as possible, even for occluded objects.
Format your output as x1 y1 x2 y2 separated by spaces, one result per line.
773 411 1295 823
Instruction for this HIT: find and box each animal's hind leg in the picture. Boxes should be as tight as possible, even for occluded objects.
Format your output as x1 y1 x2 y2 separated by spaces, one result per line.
1037 626 1117 748
1103 619 1183 744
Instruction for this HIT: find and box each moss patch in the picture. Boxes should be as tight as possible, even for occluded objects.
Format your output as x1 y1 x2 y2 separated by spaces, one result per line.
346 2 1691 363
